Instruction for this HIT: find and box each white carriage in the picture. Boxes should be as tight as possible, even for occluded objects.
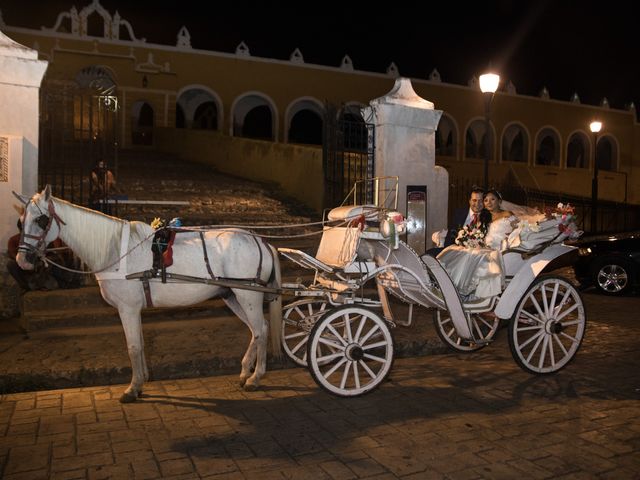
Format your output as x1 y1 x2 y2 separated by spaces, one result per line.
278 177 586 397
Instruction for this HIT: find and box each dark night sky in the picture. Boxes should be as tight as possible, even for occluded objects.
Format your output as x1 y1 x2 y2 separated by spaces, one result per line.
1 0 638 112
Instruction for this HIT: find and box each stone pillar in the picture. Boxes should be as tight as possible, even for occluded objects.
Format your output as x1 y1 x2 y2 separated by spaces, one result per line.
362 77 447 254
0 30 48 251
0 31 47 319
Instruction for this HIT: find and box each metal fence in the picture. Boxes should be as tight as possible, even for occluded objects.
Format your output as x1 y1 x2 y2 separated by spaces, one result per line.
448 177 640 235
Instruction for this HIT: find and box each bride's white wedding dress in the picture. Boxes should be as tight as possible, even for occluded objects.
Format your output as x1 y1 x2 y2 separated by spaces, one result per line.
436 216 516 299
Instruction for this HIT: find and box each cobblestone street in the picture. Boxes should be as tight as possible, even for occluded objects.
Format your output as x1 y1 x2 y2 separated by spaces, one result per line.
1 291 639 479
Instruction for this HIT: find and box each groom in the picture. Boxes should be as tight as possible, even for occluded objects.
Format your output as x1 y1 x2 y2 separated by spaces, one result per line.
425 186 485 257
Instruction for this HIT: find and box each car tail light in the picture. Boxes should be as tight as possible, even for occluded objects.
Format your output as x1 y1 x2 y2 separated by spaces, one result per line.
578 247 592 256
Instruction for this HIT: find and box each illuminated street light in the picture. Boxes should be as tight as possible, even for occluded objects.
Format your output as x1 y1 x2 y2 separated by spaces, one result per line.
590 120 603 232
479 72 500 192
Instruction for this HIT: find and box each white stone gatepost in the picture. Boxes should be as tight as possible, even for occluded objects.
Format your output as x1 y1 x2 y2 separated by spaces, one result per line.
0 31 48 251
362 77 448 255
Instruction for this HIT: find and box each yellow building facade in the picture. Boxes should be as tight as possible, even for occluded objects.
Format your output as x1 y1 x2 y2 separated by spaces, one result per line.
1 1 638 214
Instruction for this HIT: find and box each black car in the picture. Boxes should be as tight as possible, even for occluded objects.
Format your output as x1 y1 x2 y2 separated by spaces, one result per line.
571 231 640 295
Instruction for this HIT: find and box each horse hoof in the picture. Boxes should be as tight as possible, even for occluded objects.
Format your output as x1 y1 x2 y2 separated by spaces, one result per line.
119 392 138 403
243 382 258 392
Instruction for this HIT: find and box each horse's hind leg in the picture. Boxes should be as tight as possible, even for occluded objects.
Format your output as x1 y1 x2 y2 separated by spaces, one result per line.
224 295 257 387
228 290 269 391
118 308 146 403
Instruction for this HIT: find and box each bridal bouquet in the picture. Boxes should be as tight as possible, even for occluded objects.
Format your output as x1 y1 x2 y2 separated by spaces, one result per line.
509 202 582 250
455 223 487 249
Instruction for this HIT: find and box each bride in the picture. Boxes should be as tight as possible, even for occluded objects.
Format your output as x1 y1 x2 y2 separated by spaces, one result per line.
437 190 518 300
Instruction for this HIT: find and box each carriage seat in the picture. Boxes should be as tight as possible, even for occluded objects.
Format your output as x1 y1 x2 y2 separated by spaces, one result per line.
278 225 362 274
327 204 380 222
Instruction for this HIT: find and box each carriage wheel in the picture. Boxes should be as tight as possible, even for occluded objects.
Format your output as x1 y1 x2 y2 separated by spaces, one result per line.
282 299 328 366
433 310 499 352
307 306 394 397
509 275 586 374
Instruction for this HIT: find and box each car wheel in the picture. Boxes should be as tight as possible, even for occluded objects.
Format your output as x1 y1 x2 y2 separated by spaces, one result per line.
593 258 632 295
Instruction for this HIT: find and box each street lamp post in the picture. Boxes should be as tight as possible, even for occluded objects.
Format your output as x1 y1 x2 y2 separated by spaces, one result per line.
479 73 500 192
590 120 602 232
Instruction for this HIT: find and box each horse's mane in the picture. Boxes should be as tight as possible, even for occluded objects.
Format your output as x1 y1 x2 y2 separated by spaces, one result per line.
52 197 151 270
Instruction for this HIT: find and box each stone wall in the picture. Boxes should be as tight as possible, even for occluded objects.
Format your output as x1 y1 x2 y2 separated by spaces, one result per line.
154 128 324 213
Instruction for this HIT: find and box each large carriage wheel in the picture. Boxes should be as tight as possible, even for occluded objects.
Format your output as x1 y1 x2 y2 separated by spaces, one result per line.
282 299 328 366
433 310 499 352
509 275 586 374
307 306 394 397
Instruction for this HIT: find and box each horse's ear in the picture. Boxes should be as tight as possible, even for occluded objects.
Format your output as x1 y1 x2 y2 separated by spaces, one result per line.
42 185 51 201
11 191 29 205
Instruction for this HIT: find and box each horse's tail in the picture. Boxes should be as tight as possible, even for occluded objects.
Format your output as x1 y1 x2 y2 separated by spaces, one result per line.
267 244 283 359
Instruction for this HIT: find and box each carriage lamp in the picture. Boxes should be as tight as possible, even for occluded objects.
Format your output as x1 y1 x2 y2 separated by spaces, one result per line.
590 120 603 232
479 72 500 192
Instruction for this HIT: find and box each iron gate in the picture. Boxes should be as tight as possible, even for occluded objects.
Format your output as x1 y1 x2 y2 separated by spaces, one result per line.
39 77 119 205
322 104 375 209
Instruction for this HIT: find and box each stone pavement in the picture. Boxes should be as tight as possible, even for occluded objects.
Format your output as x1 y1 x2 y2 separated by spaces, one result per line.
0 291 639 479
0 293 447 394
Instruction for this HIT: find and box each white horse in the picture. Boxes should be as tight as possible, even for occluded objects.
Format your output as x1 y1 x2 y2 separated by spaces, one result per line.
15 186 282 403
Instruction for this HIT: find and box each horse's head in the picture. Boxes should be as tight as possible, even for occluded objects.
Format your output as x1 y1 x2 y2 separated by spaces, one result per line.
15 185 65 270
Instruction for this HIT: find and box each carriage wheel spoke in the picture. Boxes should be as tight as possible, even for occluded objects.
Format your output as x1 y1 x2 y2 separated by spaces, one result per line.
339 361 351 389
363 353 386 363
559 331 580 345
290 336 307 355
555 303 579 322
560 318 582 327
359 359 376 379
316 352 345 363
360 324 380 344
526 334 545 363
541 284 550 318
354 316 366 342
318 337 345 351
520 309 544 324
549 282 560 316
285 331 307 340
519 327 543 349
538 335 549 369
352 362 360 389
547 334 556 366
327 324 348 346
362 340 388 350
553 334 569 356
529 294 546 320
323 358 347 378
343 313 354 343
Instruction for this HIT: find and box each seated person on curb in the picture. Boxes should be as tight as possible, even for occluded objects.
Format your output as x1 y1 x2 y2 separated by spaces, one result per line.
425 186 484 257
89 159 117 214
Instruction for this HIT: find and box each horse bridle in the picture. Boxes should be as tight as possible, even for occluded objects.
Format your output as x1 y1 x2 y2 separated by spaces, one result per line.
18 199 66 260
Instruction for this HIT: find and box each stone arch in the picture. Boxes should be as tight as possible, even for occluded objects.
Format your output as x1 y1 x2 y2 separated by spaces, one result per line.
131 100 153 145
464 118 495 160
436 113 458 157
596 135 619 172
285 97 324 144
176 85 223 130
72 65 118 142
566 130 590 168
231 91 278 141
535 127 561 166
501 122 529 163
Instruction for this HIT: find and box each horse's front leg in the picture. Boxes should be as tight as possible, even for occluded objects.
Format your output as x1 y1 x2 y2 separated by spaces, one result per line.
118 307 146 403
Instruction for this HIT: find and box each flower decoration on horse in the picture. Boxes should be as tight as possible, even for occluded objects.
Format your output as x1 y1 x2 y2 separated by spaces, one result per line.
455 222 487 249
